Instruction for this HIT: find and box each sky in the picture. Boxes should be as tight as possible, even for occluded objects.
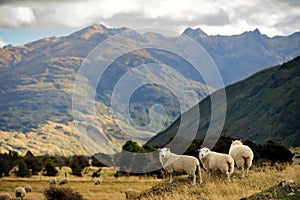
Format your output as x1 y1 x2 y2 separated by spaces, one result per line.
0 0 299 47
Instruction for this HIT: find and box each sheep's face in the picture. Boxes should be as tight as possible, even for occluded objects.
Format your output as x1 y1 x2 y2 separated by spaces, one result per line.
199 147 210 159
159 148 170 158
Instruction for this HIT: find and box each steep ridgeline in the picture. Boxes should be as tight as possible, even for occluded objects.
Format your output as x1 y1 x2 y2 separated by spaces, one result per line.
183 28 300 85
147 56 300 148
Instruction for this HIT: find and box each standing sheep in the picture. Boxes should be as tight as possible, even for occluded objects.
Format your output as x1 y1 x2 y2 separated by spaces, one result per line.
94 179 102 185
14 187 26 200
199 147 234 183
23 186 32 193
59 172 69 185
58 178 69 185
159 148 202 185
229 140 254 178
49 178 57 185
0 193 12 200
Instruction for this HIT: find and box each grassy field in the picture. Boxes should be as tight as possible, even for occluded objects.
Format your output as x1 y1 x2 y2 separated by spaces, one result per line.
0 164 299 200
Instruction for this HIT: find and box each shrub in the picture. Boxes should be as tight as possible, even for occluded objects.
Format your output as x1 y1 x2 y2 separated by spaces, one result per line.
44 186 83 200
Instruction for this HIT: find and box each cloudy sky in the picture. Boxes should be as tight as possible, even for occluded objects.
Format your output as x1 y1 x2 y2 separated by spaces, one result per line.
0 0 299 47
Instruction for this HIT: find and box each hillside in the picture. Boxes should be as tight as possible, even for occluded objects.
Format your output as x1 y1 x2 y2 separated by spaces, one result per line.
0 24 299 155
147 56 300 148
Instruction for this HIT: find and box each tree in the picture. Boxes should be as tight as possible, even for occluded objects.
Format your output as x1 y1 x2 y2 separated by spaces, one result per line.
24 151 42 175
0 158 10 177
43 159 58 176
69 156 89 176
122 140 143 153
16 160 31 177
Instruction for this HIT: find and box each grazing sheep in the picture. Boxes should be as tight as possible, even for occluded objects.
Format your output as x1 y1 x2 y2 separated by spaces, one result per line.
199 147 234 183
23 185 32 193
125 189 141 200
15 187 26 200
94 179 102 185
58 178 69 185
159 148 202 185
49 178 57 185
0 193 12 200
59 172 69 185
229 140 254 178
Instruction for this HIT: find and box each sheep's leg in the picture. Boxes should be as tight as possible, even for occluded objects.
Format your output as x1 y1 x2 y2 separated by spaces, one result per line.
241 167 245 178
198 168 203 184
192 174 196 185
169 173 173 183
245 167 249 177
227 172 231 183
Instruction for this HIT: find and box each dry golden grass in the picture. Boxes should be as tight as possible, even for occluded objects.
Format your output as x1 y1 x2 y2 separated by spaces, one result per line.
0 164 299 200
142 164 300 200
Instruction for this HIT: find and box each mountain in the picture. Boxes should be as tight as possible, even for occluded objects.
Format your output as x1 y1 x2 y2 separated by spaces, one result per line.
183 28 300 85
0 24 299 155
0 24 210 155
147 56 300 148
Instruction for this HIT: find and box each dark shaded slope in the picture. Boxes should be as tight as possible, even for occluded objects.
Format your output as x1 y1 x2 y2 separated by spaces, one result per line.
148 56 300 147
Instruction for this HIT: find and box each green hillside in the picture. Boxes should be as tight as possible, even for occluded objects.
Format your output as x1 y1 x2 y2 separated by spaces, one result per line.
147 56 300 147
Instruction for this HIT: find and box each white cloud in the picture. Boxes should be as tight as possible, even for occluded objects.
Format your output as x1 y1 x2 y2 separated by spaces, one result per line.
0 0 299 36
0 37 7 48
0 5 35 27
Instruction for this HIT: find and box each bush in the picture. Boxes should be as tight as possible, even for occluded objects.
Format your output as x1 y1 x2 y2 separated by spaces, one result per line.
44 186 83 200
43 160 58 176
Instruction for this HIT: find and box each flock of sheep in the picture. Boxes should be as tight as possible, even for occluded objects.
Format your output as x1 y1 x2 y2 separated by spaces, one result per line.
0 140 253 199
0 186 31 200
159 140 254 185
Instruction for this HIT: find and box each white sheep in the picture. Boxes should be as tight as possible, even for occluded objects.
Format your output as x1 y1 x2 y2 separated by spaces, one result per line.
94 179 102 185
58 178 69 185
49 178 57 185
15 187 26 200
125 189 141 200
23 185 32 193
229 140 254 178
0 193 12 200
58 172 69 185
159 148 202 185
199 147 234 183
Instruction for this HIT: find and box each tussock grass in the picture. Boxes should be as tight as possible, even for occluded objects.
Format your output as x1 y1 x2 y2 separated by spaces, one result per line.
0 164 299 200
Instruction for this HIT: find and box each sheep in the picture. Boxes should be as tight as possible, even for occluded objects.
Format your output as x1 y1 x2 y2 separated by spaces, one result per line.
125 189 141 200
94 179 102 185
23 185 32 193
229 140 254 178
58 178 69 185
49 178 57 185
0 193 12 200
15 187 26 200
59 172 69 185
159 148 202 185
198 147 234 183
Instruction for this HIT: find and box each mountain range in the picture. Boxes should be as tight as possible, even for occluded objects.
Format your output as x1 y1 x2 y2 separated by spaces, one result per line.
0 24 299 155
147 56 300 148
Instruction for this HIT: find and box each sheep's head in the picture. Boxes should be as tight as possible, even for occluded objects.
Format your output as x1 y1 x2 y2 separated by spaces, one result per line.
158 148 170 158
231 140 243 146
199 147 210 159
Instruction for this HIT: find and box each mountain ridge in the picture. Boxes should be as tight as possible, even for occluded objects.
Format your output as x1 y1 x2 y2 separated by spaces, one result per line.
147 56 300 148
0 24 299 155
